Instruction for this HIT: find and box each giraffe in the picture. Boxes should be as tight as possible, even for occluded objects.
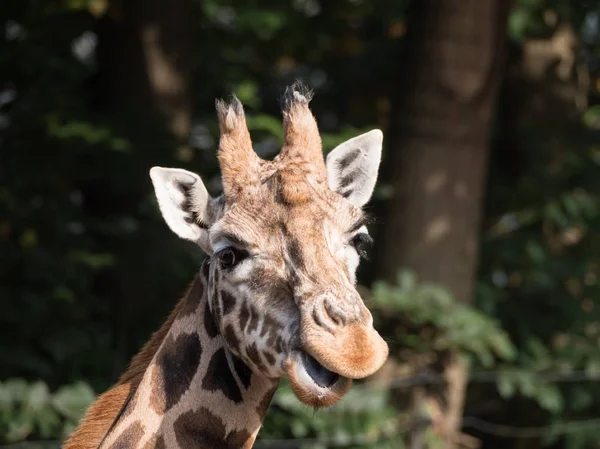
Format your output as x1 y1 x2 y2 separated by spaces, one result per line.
63 83 388 449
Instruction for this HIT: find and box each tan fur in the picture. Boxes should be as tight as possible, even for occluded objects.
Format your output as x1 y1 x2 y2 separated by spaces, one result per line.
279 99 326 177
213 175 389 384
66 86 388 448
301 320 389 380
63 295 187 449
277 168 313 205
80 274 278 449
215 97 261 199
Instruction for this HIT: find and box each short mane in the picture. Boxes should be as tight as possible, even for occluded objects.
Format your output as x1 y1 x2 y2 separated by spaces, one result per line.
62 286 190 449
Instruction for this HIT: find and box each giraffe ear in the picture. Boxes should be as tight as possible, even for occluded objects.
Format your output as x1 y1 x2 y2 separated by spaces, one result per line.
326 129 383 207
149 167 214 253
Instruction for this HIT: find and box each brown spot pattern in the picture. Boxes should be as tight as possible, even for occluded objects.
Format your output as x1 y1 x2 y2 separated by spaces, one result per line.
108 421 144 449
259 313 281 340
204 301 219 338
231 353 252 389
224 324 240 349
275 336 284 353
151 333 201 413
255 387 277 419
155 435 166 449
221 291 237 315
247 306 260 334
202 348 243 403
263 351 276 366
239 302 250 331
179 275 204 318
174 407 252 449
248 267 279 291
246 343 267 373
141 434 166 449
285 234 306 271
119 389 137 421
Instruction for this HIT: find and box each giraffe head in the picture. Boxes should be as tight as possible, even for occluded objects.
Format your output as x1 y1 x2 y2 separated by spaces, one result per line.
150 83 388 408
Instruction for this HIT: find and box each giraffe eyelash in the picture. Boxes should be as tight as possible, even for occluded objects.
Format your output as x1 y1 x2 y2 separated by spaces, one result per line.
212 240 233 254
348 214 373 234
215 246 249 270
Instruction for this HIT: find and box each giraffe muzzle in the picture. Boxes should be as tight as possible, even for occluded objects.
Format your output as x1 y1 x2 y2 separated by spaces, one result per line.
296 296 389 380
283 297 388 407
300 319 389 380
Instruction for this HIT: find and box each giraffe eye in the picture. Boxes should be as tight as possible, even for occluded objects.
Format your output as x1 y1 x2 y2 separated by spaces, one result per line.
217 247 249 270
351 233 373 260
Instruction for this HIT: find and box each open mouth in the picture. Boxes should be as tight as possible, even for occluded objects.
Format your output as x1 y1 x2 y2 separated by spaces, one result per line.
286 350 352 408
299 351 340 388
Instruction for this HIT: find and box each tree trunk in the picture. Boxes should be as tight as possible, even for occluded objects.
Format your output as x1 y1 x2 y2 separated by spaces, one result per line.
376 1 511 447
95 0 193 159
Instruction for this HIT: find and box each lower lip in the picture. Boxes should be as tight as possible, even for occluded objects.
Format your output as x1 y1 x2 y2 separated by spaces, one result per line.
299 351 340 388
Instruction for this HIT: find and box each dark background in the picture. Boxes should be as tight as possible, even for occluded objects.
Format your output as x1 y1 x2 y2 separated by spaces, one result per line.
2 0 600 448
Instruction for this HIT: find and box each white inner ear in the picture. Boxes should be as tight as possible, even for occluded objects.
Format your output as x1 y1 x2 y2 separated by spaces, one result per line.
326 129 383 207
149 166 213 253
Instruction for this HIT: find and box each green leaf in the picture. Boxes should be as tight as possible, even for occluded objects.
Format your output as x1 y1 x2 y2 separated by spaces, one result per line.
396 270 416 291
245 114 284 142
508 7 531 41
235 81 260 109
536 385 564 413
24 382 50 414
52 382 96 422
497 374 515 398
583 105 600 128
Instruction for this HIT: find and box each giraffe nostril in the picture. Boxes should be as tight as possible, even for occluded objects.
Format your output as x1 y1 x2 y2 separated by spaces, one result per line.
323 299 348 326
312 305 335 333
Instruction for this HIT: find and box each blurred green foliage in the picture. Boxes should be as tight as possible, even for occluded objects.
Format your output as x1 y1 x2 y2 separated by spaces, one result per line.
260 381 404 449
0 380 94 443
1 0 600 448
372 271 516 367
473 0 600 446
0 0 406 391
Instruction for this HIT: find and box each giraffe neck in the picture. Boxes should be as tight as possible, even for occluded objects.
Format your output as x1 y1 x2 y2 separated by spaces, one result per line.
99 261 279 449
